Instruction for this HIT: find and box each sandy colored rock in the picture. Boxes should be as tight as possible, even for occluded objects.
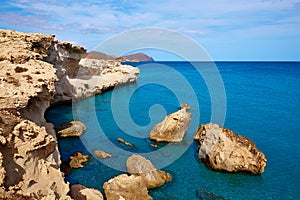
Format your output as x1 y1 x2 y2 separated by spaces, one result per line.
70 184 103 200
55 121 86 137
94 150 112 159
126 154 172 188
68 58 140 100
103 174 152 200
69 152 89 168
150 108 192 142
117 138 134 147
194 123 267 174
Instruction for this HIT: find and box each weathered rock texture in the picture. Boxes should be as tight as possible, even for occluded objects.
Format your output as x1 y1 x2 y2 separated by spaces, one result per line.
70 184 103 200
126 154 172 189
69 152 89 169
0 29 74 199
150 108 192 142
94 150 112 159
55 121 86 137
103 174 152 200
194 123 267 174
68 58 139 100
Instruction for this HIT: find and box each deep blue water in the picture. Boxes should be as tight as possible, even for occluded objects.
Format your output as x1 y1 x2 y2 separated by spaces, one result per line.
45 62 300 200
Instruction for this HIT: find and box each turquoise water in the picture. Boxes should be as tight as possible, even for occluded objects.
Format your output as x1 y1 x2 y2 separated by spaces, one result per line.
46 62 300 200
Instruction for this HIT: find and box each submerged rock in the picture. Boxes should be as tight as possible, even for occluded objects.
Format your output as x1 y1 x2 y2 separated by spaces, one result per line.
69 152 89 168
196 190 227 200
94 150 112 159
194 123 267 174
70 184 103 200
150 107 192 142
55 121 86 137
103 174 152 200
117 137 134 147
126 154 172 188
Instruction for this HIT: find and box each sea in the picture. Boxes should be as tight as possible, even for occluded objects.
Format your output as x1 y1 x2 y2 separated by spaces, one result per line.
45 61 300 200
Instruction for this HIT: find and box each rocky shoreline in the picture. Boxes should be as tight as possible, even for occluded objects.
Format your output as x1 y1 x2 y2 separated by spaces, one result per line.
0 29 139 199
0 29 267 199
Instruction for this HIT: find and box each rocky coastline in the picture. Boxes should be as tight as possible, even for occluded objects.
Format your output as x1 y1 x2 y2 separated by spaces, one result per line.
0 29 139 199
0 29 267 199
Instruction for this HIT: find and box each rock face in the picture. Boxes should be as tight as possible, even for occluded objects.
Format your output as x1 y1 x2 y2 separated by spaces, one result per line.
126 154 172 189
150 108 192 142
103 174 152 200
194 123 267 174
55 121 86 137
69 152 89 169
0 29 140 199
0 30 74 199
68 58 139 100
70 184 103 200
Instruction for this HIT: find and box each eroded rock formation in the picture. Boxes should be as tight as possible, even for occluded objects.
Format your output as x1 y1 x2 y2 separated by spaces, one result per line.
55 121 86 137
103 174 152 200
126 154 172 189
69 152 89 169
150 107 192 142
94 150 112 159
68 58 139 100
194 123 267 174
70 184 103 200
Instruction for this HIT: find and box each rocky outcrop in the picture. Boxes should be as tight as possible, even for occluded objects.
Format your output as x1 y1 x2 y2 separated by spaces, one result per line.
103 174 152 200
55 121 86 137
0 30 74 199
150 107 192 142
126 154 172 189
69 152 89 169
70 184 103 200
194 123 267 174
94 150 112 159
68 58 139 100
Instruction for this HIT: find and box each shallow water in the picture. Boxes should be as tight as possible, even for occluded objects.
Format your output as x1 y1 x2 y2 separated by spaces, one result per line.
46 62 300 200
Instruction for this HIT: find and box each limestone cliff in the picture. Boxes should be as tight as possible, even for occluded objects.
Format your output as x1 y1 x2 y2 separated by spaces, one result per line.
0 29 73 199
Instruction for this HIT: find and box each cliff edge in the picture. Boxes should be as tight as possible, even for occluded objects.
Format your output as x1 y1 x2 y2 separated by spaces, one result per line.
0 29 138 199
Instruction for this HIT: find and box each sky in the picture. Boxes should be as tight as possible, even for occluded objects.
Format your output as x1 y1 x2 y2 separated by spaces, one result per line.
0 0 300 61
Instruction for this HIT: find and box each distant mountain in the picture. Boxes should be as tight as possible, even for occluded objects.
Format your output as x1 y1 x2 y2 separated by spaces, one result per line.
82 51 116 60
117 53 154 62
83 51 154 62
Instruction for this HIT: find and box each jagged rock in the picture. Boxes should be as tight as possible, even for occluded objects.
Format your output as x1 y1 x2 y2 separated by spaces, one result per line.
70 184 103 200
94 150 112 159
68 58 140 100
55 121 86 137
117 138 134 147
180 103 190 110
103 174 152 200
126 154 172 188
69 152 89 168
196 190 227 200
150 108 192 142
194 123 267 174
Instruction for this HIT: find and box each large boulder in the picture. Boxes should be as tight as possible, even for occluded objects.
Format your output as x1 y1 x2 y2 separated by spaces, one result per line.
126 154 172 188
55 121 86 137
103 174 152 200
194 123 267 174
70 184 103 200
150 108 192 142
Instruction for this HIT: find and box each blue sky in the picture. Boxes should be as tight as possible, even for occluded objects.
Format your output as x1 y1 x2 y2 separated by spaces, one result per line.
0 0 300 61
